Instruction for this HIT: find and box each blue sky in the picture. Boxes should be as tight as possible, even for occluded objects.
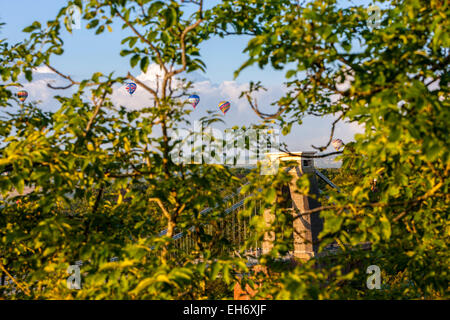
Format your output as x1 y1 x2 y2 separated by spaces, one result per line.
0 0 290 84
1 0 374 83
0 0 374 167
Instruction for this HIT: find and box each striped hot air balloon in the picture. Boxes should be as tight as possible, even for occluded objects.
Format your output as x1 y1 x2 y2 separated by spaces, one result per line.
332 138 344 151
218 101 230 114
17 90 28 103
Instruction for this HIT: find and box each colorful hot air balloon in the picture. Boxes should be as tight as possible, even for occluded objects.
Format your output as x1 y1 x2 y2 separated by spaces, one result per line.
188 94 200 108
218 101 230 114
17 90 28 103
332 138 344 151
125 82 137 95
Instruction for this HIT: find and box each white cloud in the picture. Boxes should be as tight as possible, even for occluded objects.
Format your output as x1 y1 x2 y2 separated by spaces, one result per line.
335 67 354 92
6 67 73 111
33 65 55 74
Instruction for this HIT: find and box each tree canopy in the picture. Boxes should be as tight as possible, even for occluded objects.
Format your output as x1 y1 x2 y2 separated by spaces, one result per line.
0 0 448 299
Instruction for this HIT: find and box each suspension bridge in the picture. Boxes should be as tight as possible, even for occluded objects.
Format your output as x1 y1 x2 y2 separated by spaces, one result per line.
161 152 342 262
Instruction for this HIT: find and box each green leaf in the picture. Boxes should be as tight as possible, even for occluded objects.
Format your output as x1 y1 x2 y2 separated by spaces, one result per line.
92 72 102 83
133 278 153 293
380 215 391 240
129 37 138 48
130 54 140 68
265 188 276 203
134 221 145 229
95 25 105 35
286 69 297 79
388 126 401 142
425 142 441 161
140 56 149 73
210 262 221 280
14 177 24 195
25 70 33 82
120 49 132 57
87 19 99 29
148 1 165 17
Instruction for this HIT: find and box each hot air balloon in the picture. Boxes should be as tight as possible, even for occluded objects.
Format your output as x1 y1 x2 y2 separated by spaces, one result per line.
218 101 230 114
188 94 200 108
332 138 344 151
17 90 28 103
125 82 137 95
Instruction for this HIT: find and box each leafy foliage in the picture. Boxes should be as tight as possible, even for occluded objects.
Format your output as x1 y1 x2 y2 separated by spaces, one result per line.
0 0 448 299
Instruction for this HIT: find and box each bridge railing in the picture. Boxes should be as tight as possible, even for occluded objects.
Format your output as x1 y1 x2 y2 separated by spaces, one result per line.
171 191 263 257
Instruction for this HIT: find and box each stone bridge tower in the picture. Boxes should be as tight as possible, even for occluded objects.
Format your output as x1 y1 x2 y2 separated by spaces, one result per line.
262 152 323 261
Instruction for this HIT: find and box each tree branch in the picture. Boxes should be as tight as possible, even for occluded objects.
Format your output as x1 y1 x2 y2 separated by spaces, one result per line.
84 88 108 137
148 198 171 220
245 90 300 120
279 148 343 158
311 113 344 151
293 191 444 220
0 262 31 296
127 72 159 101
45 64 98 90
164 1 203 80
115 8 167 74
